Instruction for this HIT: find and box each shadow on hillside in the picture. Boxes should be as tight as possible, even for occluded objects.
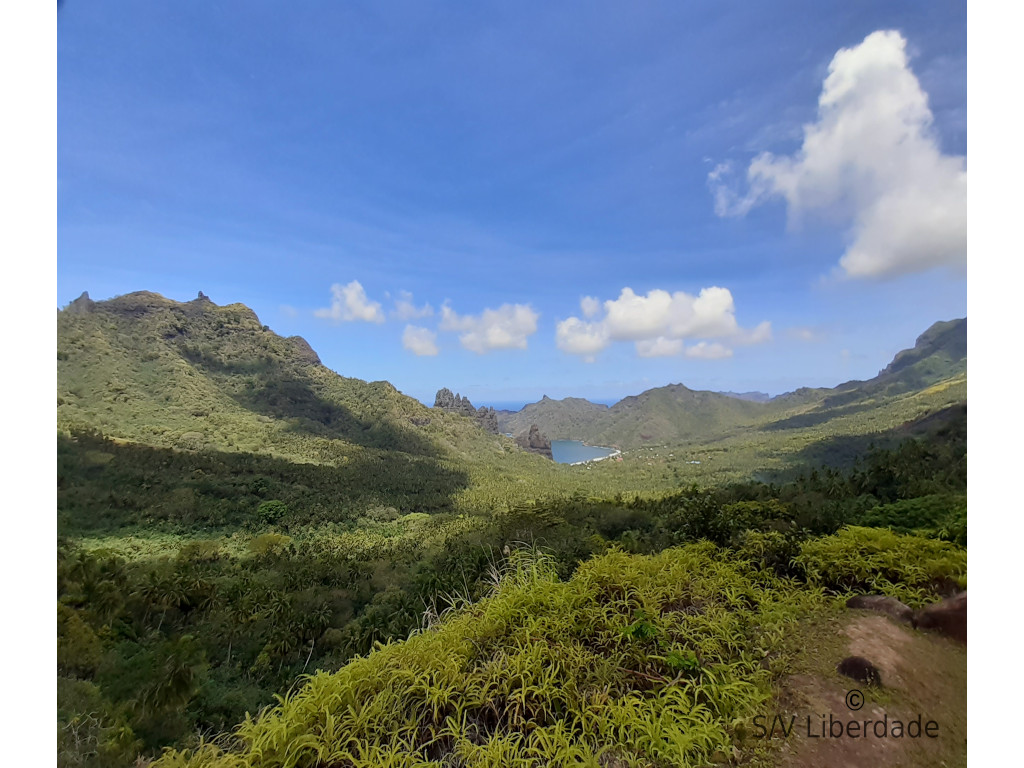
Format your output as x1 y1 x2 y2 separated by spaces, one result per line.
58 431 470 536
779 402 968 475
761 400 876 432
183 353 443 458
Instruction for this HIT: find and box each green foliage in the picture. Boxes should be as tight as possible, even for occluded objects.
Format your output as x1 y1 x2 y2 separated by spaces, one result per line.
56 294 969 766
794 526 967 605
256 499 288 526
154 544 825 768
57 678 140 768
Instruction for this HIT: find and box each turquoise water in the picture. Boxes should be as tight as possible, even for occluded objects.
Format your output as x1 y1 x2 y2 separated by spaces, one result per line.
551 440 618 464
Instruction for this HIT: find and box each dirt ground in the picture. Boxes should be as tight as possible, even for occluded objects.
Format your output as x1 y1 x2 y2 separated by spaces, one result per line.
761 611 966 768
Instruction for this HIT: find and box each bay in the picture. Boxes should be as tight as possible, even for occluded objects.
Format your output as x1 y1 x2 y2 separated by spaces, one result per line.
551 440 619 465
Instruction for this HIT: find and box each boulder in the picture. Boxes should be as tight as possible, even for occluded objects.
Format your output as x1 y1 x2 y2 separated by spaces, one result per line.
837 656 882 686
846 594 914 625
913 591 966 644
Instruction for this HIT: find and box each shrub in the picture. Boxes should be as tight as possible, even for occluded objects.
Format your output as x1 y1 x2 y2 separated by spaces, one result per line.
794 526 966 604
256 499 288 526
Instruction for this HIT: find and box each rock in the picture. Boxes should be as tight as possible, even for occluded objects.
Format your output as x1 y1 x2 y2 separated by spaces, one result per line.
433 388 498 433
287 336 322 366
837 656 882 686
846 594 914 625
515 424 552 460
65 291 95 315
913 591 966 644
476 405 498 434
434 387 457 410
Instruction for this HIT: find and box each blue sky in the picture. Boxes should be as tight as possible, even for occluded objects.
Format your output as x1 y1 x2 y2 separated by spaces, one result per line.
57 1 967 407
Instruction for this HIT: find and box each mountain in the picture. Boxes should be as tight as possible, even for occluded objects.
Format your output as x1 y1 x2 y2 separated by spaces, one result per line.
492 319 967 449
780 318 967 413
718 390 772 403
56 291 542 477
588 384 771 448
497 395 610 439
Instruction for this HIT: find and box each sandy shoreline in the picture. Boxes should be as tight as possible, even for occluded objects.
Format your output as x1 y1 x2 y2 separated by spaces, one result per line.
567 445 621 466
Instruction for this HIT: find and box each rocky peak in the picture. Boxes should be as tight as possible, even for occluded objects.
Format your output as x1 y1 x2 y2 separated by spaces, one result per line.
65 291 95 315
515 424 553 460
433 388 499 434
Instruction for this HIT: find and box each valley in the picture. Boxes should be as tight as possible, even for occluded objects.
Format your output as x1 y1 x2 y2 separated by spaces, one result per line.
56 292 967 768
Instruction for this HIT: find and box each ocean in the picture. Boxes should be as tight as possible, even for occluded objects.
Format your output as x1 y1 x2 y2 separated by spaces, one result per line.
550 440 618 465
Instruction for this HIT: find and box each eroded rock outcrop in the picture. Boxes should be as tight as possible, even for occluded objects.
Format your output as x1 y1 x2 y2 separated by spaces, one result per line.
515 424 553 460
433 388 499 434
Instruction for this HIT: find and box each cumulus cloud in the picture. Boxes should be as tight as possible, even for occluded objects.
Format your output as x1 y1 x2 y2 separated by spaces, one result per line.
635 337 684 358
315 281 385 323
556 286 770 360
439 302 539 354
392 290 434 321
555 317 610 356
580 296 601 319
709 30 966 280
402 325 439 356
685 342 733 360
734 320 773 346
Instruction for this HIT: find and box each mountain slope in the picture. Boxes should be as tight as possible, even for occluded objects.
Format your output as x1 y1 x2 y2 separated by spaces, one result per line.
589 383 770 448
57 292 562 506
821 318 967 408
497 395 610 439
497 319 967 449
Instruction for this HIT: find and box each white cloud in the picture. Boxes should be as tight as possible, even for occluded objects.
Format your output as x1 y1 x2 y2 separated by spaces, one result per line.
402 325 439 356
734 320 773 346
315 281 385 323
556 317 610 355
580 296 601 319
709 30 966 280
635 337 684 358
279 304 298 318
393 290 434 321
685 342 733 360
556 285 770 360
439 302 539 354
787 326 822 342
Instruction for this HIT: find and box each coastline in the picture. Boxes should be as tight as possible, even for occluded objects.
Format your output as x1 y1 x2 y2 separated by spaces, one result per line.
566 443 621 466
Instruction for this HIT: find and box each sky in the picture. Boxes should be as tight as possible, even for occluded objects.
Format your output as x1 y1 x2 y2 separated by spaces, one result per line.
56 0 967 407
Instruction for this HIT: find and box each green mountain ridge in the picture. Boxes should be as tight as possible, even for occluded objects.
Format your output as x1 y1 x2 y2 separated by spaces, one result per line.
498 319 967 449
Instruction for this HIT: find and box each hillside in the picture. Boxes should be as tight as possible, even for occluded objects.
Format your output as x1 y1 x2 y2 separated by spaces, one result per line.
821 318 967 408
496 319 967 450
497 395 610 439
56 293 968 768
589 383 770 448
59 291 469 459
152 529 967 768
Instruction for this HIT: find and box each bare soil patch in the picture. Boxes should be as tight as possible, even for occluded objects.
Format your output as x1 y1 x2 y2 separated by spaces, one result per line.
762 612 966 768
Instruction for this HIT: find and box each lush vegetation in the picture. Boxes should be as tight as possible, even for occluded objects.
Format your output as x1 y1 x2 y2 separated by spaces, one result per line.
58 410 966 766
56 294 967 767
150 529 964 768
